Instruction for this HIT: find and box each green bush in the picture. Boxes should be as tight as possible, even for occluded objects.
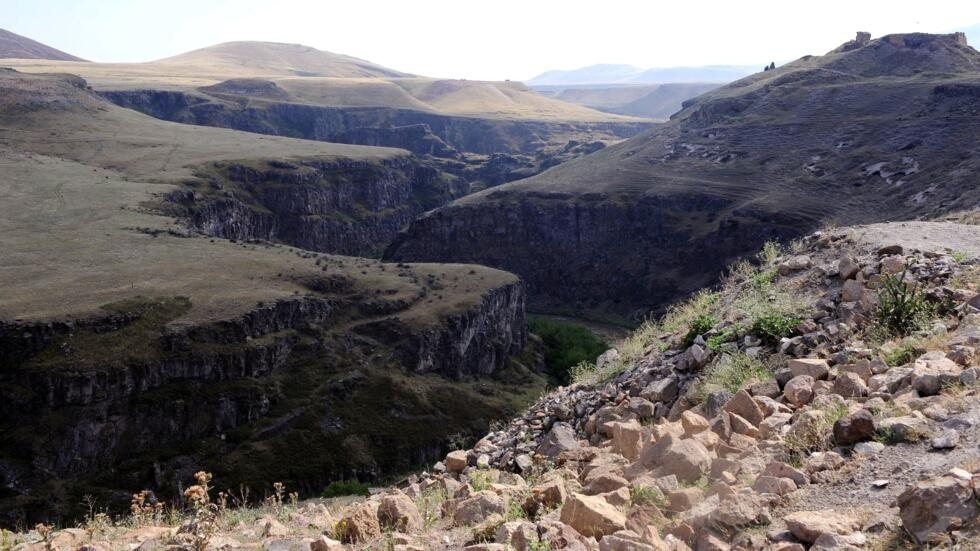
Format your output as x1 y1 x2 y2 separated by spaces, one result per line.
751 312 799 343
702 351 772 395
528 317 608 385
321 480 370 498
875 266 932 337
683 315 718 348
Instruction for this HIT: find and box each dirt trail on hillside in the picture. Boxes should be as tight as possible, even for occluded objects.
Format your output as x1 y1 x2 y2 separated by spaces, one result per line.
849 221 980 261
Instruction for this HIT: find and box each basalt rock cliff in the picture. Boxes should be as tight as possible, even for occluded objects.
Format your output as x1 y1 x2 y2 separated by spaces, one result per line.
386 33 980 323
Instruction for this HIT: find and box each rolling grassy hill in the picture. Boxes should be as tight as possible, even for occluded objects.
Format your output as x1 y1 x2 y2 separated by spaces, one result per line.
0 28 86 61
153 40 411 78
387 32 980 324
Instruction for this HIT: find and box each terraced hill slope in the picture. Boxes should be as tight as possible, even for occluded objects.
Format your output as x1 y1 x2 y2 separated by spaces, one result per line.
0 70 544 522
386 32 980 324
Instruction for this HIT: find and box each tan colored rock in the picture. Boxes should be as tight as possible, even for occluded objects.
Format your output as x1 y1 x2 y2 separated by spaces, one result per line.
911 352 962 396
783 510 861 543
494 520 538 550
560 492 628 539
451 491 507 527
598 529 661 551
759 412 792 439
722 390 765 427
692 428 719 451
378 491 422 534
610 419 645 460
752 475 796 496
587 473 629 495
680 410 710 435
538 519 595 551
832 372 868 398
788 358 830 380
640 434 711 484
761 462 808 486
898 475 980 545
783 375 815 408
530 476 567 509
309 535 345 551
600 486 632 508
261 516 290 538
446 450 469 474
728 412 760 438
338 501 381 543
667 487 704 513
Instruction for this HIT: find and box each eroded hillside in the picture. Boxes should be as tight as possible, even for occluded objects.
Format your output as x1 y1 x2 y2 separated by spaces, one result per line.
386 32 980 324
0 70 545 522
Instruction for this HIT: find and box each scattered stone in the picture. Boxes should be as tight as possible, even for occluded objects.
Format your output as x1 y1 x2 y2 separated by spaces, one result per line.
832 372 868 398
839 255 860 280
779 255 813 275
783 375 815 408
930 429 960 450
853 441 885 455
338 501 381 543
560 493 627 539
494 520 538 550
446 450 468 474
898 475 980 545
788 358 830 380
378 491 421 534
783 510 862 543
537 423 581 460
722 389 765 427
871 479 889 488
833 409 876 445
640 433 711 484
452 491 506 527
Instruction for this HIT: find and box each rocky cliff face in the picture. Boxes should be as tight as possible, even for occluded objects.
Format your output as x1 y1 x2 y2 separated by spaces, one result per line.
101 89 653 194
101 90 650 157
169 157 463 257
0 281 537 522
387 191 802 322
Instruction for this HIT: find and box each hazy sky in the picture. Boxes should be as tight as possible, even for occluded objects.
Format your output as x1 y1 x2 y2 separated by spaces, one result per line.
5 0 980 80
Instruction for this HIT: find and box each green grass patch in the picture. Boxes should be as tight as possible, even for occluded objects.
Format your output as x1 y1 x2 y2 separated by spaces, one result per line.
875 267 933 338
682 314 717 348
528 316 608 385
751 312 799 344
321 480 370 498
700 351 773 395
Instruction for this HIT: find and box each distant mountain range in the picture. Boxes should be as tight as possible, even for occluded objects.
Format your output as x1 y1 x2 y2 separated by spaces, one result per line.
525 63 759 86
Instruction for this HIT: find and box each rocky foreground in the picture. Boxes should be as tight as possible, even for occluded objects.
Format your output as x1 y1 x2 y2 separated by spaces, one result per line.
9 222 980 550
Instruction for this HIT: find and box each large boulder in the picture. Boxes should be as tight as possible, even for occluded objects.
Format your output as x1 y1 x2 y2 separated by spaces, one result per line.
788 358 830 380
833 409 876 445
537 423 581 460
783 375 815 408
377 491 422 533
560 493 628 539
722 390 765 427
338 501 381 543
451 491 507 527
639 433 711 484
783 510 861 543
897 475 980 545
